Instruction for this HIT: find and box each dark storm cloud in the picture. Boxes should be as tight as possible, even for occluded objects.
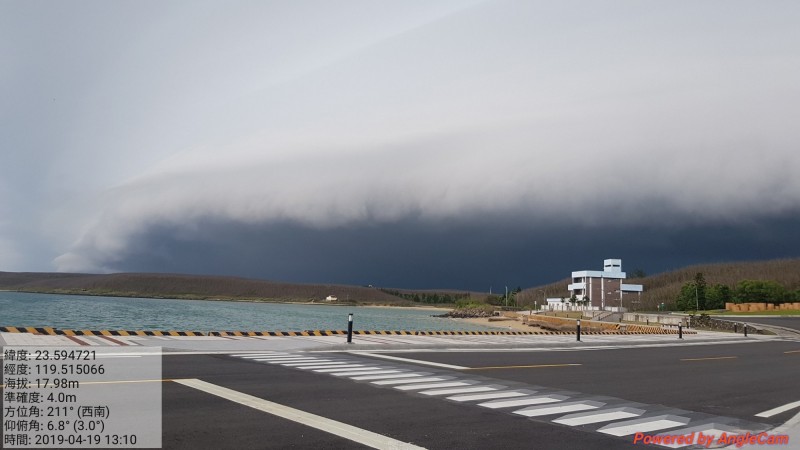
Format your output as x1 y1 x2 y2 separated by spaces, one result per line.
101 213 800 291
2 1 800 285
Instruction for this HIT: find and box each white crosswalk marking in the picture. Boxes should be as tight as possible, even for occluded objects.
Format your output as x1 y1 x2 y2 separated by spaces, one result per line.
514 400 604 417
447 391 528 402
552 407 645 426
478 395 567 409
229 349 773 446
597 415 690 436
313 366 380 373
395 381 472 391
295 363 359 369
372 377 449 386
280 360 337 366
351 372 430 381
305 364 366 371
332 369 402 377
257 357 318 362
419 386 497 396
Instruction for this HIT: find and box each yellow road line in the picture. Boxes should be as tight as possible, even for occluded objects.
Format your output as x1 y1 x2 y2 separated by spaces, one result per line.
467 363 582 370
680 356 738 362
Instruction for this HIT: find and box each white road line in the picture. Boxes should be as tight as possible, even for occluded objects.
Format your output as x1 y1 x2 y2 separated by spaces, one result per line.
351 373 430 381
552 407 645 426
256 357 317 362
270 359 323 364
283 361 346 367
348 352 468 370
447 391 528 402
332 370 402 377
175 379 425 450
281 360 338 366
597 415 690 436
478 395 566 409
233 353 287 357
314 366 381 373
419 386 496 396
255 358 317 363
295 363 358 370
395 381 471 391
304 364 368 371
755 400 800 418
513 400 604 417
372 377 449 386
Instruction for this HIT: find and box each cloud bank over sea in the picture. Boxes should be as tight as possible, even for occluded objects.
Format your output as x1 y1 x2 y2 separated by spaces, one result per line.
2 1 799 288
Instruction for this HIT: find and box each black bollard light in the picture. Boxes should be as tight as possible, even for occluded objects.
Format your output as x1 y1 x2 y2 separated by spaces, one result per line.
576 319 581 341
734 323 738 333
744 324 748 337
347 313 354 344
678 324 683 339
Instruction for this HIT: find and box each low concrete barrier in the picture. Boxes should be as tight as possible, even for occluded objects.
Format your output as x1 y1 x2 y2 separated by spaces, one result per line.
523 316 689 335
622 313 685 326
1 326 693 336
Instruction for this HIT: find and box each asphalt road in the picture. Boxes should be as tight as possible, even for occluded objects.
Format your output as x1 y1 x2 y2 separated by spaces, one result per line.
160 339 798 449
377 340 800 425
712 316 800 333
162 353 643 449
3 339 797 449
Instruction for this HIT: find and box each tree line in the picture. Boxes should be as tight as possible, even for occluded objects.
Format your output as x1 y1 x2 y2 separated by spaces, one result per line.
675 272 800 311
380 289 472 304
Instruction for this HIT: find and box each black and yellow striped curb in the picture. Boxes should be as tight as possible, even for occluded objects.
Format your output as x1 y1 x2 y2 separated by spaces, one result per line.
1 326 696 336
0 327 204 336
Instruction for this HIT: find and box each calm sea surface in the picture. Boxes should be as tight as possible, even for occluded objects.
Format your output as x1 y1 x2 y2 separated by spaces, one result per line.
0 291 496 331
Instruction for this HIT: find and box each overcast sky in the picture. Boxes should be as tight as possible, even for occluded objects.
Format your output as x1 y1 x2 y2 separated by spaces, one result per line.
2 0 799 291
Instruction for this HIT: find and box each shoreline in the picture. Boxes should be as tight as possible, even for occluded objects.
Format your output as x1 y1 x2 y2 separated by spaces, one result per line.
4 289 455 310
362 304 452 312
455 317 540 332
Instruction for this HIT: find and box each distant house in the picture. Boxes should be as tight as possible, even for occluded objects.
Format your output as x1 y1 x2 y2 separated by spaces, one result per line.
325 295 338 302
546 259 643 311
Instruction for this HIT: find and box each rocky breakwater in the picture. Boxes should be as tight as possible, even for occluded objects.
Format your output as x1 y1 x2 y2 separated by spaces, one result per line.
436 307 495 318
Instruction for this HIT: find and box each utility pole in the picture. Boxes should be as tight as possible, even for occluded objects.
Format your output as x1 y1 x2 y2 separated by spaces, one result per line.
695 284 699 312
538 289 545 313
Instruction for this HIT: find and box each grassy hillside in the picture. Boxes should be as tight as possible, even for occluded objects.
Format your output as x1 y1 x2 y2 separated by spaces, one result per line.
519 258 800 310
4 258 799 310
0 272 414 305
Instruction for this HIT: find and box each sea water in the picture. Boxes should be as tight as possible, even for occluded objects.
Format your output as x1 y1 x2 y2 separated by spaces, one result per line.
0 291 497 331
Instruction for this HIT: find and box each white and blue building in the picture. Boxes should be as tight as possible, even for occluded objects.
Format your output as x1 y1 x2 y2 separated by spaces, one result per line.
547 259 643 311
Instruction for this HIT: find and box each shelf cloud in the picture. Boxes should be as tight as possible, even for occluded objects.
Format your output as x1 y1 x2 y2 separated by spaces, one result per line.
3 1 800 288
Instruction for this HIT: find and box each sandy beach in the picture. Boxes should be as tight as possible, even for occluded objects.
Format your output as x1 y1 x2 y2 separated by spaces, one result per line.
362 304 453 312
457 317 541 332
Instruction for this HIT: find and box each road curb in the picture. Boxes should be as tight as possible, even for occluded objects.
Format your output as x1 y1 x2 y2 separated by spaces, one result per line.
0 327 696 336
